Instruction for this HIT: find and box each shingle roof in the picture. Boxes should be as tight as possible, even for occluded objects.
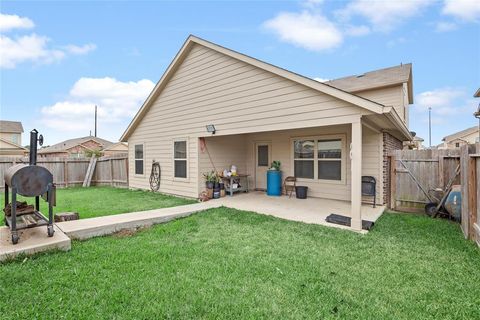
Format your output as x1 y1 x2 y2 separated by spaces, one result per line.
0 120 24 133
38 136 114 154
442 126 478 142
325 64 412 101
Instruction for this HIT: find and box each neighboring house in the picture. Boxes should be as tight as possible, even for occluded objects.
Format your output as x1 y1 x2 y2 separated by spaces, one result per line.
38 136 114 158
439 126 479 149
0 120 28 156
103 142 128 157
403 135 424 150
120 35 413 228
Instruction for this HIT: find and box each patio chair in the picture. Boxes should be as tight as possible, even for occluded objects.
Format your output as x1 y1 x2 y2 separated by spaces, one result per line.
283 176 296 198
361 176 376 208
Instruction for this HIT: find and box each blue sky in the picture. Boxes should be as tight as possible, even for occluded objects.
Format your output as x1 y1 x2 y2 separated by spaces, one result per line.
1 0 479 146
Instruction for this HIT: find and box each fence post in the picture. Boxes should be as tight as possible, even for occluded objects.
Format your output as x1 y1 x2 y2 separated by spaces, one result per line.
64 159 68 188
110 158 114 186
389 154 396 210
468 156 477 239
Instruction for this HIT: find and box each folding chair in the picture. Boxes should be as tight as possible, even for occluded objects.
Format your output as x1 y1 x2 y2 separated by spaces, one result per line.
283 176 296 198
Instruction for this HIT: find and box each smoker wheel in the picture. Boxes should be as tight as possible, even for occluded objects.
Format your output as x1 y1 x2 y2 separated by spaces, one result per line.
47 225 54 237
12 233 19 244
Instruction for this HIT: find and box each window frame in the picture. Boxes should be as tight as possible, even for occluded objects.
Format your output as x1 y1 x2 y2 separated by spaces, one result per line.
172 138 189 181
290 134 347 185
134 143 145 176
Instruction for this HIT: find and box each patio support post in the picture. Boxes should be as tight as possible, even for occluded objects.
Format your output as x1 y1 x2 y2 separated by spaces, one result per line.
351 119 362 231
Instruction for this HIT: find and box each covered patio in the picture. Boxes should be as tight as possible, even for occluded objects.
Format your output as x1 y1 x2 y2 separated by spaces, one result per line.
217 191 385 232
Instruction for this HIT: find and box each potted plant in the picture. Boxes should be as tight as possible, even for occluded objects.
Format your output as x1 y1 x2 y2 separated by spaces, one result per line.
203 171 216 198
267 160 282 196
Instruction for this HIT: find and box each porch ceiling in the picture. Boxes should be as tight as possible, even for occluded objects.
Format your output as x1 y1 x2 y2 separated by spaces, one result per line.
216 191 385 232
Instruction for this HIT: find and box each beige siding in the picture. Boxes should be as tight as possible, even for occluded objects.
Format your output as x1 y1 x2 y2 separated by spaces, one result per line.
0 132 22 146
362 126 384 204
128 43 371 197
356 86 406 124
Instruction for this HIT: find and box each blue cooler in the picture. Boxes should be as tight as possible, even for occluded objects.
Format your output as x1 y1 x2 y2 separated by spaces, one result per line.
267 170 282 196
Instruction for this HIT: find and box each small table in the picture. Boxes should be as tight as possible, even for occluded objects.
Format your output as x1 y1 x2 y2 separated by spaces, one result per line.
222 174 250 196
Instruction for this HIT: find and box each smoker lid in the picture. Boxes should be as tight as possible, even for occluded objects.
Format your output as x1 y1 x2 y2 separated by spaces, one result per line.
4 164 53 197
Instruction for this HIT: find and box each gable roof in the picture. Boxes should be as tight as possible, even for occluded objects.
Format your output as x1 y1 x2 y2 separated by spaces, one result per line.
0 137 28 150
38 136 114 154
121 35 393 141
0 120 24 133
103 141 128 151
326 64 413 103
442 126 479 142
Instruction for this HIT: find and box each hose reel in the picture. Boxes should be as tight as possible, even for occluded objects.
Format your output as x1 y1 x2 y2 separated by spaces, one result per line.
149 160 161 192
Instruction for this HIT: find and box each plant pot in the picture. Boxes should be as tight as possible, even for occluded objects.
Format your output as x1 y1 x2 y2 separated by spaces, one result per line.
295 186 308 199
206 181 214 189
206 188 213 199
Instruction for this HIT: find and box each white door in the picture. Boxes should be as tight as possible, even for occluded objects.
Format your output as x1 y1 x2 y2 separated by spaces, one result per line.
255 142 271 190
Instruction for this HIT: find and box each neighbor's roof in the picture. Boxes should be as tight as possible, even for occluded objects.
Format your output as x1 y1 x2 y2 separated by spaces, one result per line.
326 64 413 103
474 88 480 98
0 120 24 133
120 35 401 142
38 136 114 154
442 126 478 142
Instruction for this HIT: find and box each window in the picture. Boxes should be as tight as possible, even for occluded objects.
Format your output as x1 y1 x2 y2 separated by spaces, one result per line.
174 140 187 178
294 140 314 179
317 139 342 181
11 134 18 145
257 145 269 167
293 136 345 182
455 142 460 148
134 144 144 175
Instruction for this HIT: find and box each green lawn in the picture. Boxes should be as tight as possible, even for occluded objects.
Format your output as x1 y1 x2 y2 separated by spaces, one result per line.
1 187 196 224
1 208 479 319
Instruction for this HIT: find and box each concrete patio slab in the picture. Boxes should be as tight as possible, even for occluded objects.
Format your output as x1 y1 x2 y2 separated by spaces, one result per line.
217 191 385 232
56 201 222 240
0 225 71 262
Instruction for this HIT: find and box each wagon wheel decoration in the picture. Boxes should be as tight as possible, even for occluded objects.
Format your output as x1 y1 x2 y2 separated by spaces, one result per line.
149 160 161 192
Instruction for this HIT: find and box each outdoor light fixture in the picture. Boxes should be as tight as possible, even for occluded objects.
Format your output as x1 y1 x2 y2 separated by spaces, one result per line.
206 124 216 134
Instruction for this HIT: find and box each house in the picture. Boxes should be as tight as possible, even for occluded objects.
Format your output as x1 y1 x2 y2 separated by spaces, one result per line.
103 142 128 157
38 135 114 158
403 135 424 150
439 126 479 149
0 120 28 156
120 35 413 230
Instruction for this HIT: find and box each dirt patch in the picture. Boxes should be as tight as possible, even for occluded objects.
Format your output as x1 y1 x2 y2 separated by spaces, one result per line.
112 226 149 238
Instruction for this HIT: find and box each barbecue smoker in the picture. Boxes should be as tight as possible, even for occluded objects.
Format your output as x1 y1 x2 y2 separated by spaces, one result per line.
4 129 55 244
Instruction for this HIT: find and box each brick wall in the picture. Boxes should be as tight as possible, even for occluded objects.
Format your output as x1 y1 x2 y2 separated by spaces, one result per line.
383 132 403 206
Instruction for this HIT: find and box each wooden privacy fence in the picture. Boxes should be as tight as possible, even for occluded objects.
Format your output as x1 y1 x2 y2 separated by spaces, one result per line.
0 155 128 190
389 144 479 245
388 149 461 212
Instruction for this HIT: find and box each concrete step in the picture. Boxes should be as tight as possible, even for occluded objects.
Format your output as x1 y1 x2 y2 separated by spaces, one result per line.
0 225 71 262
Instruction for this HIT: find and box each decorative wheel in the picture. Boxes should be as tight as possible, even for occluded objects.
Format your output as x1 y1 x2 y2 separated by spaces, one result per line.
12 233 19 244
47 225 55 237
425 203 438 217
149 161 161 192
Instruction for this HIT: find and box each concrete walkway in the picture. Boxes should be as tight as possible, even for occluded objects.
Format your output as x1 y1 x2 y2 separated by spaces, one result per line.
56 201 222 240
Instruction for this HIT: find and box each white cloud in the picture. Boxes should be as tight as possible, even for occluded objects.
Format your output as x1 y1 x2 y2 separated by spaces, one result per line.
263 11 343 52
338 0 434 32
386 37 406 48
40 77 155 134
344 25 370 36
415 87 474 116
64 43 97 55
0 13 96 68
0 13 34 32
435 21 458 32
314 77 329 82
0 34 65 68
442 0 480 22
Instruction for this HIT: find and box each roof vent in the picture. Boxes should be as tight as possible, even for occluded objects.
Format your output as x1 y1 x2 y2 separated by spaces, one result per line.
356 74 365 78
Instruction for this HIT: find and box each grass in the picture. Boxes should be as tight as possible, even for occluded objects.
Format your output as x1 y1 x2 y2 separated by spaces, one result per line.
1 187 196 224
1 208 479 319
